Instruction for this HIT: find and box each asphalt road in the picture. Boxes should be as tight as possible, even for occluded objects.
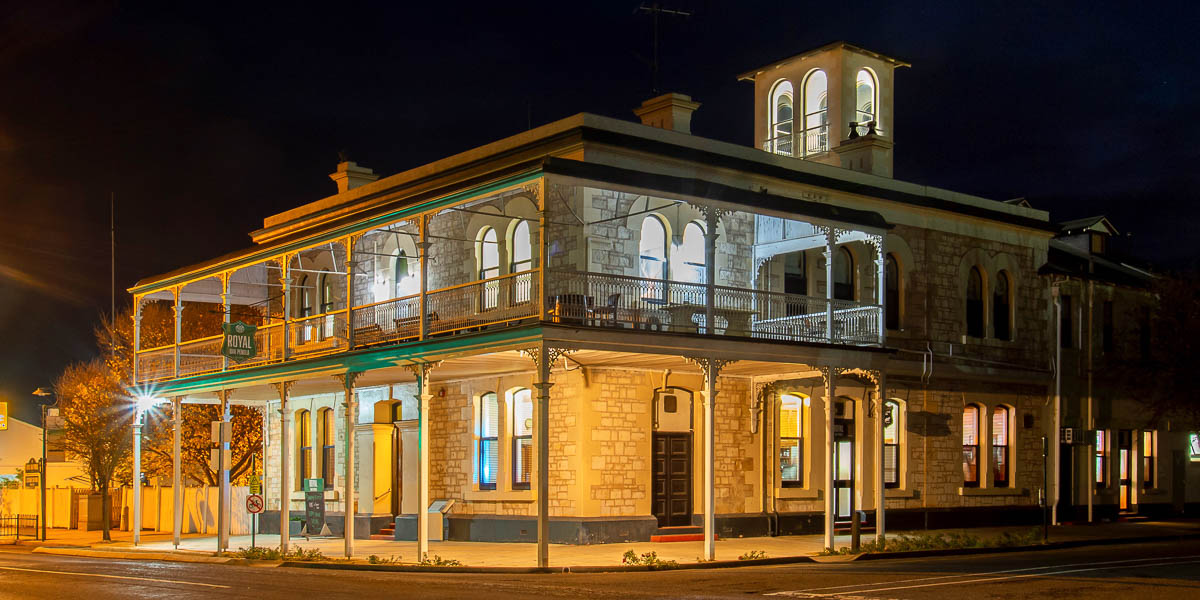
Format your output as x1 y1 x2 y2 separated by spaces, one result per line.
1 539 1198 599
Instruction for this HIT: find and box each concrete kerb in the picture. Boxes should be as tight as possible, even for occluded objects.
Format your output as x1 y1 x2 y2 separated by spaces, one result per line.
28 532 1200 574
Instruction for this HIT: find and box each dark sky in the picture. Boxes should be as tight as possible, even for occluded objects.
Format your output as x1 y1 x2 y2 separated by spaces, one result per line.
2 1 1198 423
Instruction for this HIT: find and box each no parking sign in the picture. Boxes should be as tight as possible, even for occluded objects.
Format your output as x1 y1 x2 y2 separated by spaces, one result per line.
246 494 264 514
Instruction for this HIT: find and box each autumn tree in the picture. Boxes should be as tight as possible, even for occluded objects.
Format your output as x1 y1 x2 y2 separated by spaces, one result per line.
54 359 131 541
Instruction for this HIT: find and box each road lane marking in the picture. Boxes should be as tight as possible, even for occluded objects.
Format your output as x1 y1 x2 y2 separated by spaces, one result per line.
0 565 230 589
763 554 1200 597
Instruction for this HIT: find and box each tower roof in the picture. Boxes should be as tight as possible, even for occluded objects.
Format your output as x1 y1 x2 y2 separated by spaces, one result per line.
737 41 911 82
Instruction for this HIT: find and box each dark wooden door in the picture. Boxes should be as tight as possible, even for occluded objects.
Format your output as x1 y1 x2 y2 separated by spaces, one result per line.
653 433 692 528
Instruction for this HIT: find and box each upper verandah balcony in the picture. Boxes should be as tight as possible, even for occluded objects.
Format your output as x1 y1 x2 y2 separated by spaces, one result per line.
131 163 891 386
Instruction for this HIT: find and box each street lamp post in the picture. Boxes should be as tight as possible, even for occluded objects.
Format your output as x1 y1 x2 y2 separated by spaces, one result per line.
33 387 55 542
133 394 163 547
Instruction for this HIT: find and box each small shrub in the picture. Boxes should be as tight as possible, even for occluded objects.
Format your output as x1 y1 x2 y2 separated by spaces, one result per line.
284 546 327 561
230 546 282 560
621 550 678 569
368 554 402 565
738 550 767 560
419 553 462 567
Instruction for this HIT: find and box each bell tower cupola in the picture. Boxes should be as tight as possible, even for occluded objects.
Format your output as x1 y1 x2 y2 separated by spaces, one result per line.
738 42 909 177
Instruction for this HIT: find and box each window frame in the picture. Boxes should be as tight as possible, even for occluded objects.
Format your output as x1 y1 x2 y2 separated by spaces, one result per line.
768 79 795 155
963 404 980 488
1095 429 1108 489
678 221 706 285
296 409 311 490
883 400 902 489
966 267 985 338
991 406 1011 488
1142 430 1156 489
638 215 668 297
833 246 855 301
477 227 500 311
854 68 877 130
993 270 1012 341
478 391 499 491
778 393 807 488
511 388 533 490
318 407 335 488
801 69 829 155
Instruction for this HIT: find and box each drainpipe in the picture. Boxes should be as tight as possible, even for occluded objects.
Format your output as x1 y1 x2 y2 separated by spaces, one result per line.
1052 283 1062 525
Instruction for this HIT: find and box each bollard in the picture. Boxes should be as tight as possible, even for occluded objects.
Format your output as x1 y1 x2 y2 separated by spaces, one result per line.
851 510 861 552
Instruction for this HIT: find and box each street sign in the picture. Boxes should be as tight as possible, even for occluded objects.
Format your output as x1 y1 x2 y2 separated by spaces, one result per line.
209 448 231 471
246 494 264 514
0 401 7 430
248 474 262 494
221 321 258 362
211 421 231 444
303 478 325 492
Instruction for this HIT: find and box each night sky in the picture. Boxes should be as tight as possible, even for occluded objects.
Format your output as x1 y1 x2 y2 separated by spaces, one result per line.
2 1 1198 424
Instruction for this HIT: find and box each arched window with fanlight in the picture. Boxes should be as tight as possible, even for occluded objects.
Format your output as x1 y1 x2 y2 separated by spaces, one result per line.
677 221 706 284
993 270 1012 341
768 80 794 155
639 215 668 291
885 254 900 330
963 404 980 487
802 70 829 155
510 220 532 304
855 69 876 132
478 227 500 310
833 247 854 301
966 267 985 338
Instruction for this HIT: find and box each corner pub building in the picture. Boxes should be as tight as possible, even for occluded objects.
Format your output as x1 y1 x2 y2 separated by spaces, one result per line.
129 42 1064 565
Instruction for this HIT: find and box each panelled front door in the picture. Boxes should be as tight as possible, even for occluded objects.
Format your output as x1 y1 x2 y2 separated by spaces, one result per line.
652 432 692 528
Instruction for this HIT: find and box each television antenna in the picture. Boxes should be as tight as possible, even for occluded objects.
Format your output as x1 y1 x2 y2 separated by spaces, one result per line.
634 2 693 94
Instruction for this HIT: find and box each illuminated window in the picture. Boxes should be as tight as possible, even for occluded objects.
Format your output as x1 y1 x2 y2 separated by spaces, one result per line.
963 405 980 487
802 70 828 154
1142 430 1156 488
833 247 854 301
1190 433 1200 462
478 227 500 310
768 80 794 156
676 221 706 284
967 267 985 338
855 69 876 129
639 215 668 285
885 254 900 330
779 394 807 487
296 409 311 490
1095 430 1108 488
883 400 902 488
511 388 533 490
318 407 335 488
991 407 1010 488
994 271 1011 341
478 392 499 490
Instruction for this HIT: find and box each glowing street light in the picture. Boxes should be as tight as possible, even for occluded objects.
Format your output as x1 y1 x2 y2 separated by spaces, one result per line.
132 392 165 546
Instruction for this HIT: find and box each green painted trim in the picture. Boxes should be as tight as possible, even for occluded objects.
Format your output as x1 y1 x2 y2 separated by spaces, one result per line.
131 170 544 295
148 324 545 395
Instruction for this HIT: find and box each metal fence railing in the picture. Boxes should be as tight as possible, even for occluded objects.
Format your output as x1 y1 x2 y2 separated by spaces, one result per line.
0 515 38 541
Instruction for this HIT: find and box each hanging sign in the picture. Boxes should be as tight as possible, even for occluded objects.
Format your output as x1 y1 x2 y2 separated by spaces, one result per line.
221 321 258 362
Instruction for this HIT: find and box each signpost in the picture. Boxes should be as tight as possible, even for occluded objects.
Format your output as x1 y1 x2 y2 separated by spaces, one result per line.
246 494 264 549
221 321 258 363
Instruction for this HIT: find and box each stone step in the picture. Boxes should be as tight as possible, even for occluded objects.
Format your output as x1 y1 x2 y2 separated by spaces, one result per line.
369 534 394 541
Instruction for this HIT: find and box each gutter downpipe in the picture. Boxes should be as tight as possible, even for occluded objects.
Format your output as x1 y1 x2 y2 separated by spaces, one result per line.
1052 283 1062 526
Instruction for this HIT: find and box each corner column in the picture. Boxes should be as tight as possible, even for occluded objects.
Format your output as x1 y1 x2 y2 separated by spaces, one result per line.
685 355 735 561
823 230 835 343
821 366 838 550
520 345 571 568
406 361 439 560
871 235 886 345
874 371 886 544
699 206 725 334
273 381 294 553
172 396 183 549
336 372 362 558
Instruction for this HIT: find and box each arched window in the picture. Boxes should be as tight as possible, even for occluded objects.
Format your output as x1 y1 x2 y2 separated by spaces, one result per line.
296 409 311 489
769 80 794 155
319 274 334 314
318 407 335 487
478 392 499 490
885 254 900 330
478 227 500 310
677 221 706 284
511 388 533 490
510 220 533 304
833 247 854 301
991 406 1010 488
639 215 667 282
883 400 902 488
802 70 829 155
855 69 876 129
784 251 808 317
966 267 985 338
963 405 980 487
779 393 807 487
297 275 313 318
393 249 410 298
993 271 1011 341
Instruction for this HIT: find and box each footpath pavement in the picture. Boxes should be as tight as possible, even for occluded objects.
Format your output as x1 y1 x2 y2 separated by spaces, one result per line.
7 518 1200 570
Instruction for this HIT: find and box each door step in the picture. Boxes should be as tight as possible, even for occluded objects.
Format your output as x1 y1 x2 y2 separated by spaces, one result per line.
368 534 395 541
651 526 712 543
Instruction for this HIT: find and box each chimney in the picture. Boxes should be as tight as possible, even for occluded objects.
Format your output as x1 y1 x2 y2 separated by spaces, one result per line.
329 160 379 193
832 123 894 178
634 92 700 134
